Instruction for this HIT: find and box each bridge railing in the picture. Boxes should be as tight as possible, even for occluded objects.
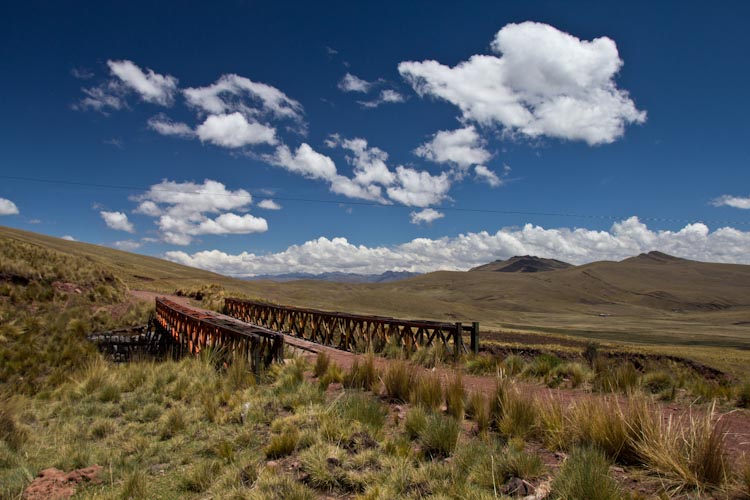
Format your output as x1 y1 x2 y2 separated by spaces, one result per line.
155 297 284 372
224 297 478 357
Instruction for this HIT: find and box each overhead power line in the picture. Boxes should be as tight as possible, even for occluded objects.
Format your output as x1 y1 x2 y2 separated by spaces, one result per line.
0 174 747 226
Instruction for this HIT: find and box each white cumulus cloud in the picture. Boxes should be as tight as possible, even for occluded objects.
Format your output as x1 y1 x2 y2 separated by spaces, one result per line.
257 199 282 210
0 198 19 216
398 21 646 145
196 112 277 148
113 239 142 251
712 195 750 209
165 217 750 276
100 211 135 233
410 208 445 225
474 165 504 187
132 179 267 245
359 89 406 108
415 126 490 170
387 167 452 207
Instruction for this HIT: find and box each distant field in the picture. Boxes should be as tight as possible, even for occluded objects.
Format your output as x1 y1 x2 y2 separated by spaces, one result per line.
3 225 750 375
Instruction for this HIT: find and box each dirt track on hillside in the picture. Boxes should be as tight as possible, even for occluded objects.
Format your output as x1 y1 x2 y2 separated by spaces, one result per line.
130 290 750 461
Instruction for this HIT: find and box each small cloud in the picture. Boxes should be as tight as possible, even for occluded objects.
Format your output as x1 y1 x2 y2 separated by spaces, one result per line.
410 208 445 225
0 198 19 216
326 46 339 57
100 210 135 233
28 218 41 224
61 235 76 241
113 239 142 251
711 195 750 209
70 67 94 80
103 138 124 149
338 73 373 93
474 165 509 188
148 115 194 138
257 199 282 210
358 89 406 109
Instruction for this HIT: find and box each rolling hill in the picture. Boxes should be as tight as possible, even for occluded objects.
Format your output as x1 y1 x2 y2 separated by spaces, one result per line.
469 255 572 273
3 225 750 351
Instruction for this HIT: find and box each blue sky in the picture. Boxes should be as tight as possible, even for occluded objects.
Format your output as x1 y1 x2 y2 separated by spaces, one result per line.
1 1 749 275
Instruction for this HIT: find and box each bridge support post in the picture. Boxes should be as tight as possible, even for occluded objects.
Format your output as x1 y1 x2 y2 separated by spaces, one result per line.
471 322 479 355
454 322 462 361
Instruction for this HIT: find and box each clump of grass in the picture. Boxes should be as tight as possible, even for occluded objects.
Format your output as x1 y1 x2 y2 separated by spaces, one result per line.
537 397 569 451
642 371 674 394
411 370 443 411
344 353 378 391
445 371 465 421
314 351 330 378
264 428 300 459
412 344 446 369
226 355 255 391
465 354 498 374
583 341 600 366
404 406 427 440
0 406 27 451
551 446 624 500
501 354 525 376
466 392 490 435
568 397 641 464
90 418 115 439
740 460 750 497
635 402 728 490
552 362 591 388
318 363 344 391
182 460 221 492
338 392 386 431
594 361 640 394
497 388 538 439
98 382 121 403
735 380 750 408
299 443 348 491
688 377 730 402
497 441 544 481
201 391 218 423
159 407 186 440
420 413 460 459
120 468 148 500
382 361 415 403
489 376 511 428
246 468 317 500
522 353 562 379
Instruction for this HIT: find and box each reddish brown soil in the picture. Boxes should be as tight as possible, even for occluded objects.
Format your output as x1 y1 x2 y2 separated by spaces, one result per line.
22 465 101 500
130 290 750 462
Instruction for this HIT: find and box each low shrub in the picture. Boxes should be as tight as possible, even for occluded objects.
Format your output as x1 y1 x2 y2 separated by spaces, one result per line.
551 447 624 500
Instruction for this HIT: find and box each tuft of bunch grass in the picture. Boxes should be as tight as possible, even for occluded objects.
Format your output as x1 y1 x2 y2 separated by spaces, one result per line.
537 396 570 451
120 468 148 500
404 406 427 440
412 344 447 369
264 428 300 459
501 354 525 376
552 362 591 388
382 361 415 403
338 392 386 431
466 392 490 435
182 460 221 493
445 371 465 421
465 354 498 375
298 443 348 491
642 371 674 394
735 380 750 408
314 351 331 378
593 361 640 394
551 446 624 500
497 387 538 439
522 353 562 379
159 407 186 440
635 401 728 490
411 370 443 411
318 363 344 390
343 353 378 391
420 413 460 459
0 406 27 452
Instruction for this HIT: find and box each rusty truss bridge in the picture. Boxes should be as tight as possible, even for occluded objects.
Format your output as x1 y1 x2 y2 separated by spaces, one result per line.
224 297 479 357
154 297 284 372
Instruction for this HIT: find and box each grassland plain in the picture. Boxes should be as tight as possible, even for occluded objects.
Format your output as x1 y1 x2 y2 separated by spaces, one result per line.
3 226 750 498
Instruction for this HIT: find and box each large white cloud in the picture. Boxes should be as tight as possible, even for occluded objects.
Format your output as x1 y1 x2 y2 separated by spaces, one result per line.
267 143 338 181
387 167 452 207
0 198 19 216
165 217 750 276
196 112 277 148
132 179 267 245
415 126 490 170
107 60 178 106
100 211 135 233
712 195 750 209
399 22 646 145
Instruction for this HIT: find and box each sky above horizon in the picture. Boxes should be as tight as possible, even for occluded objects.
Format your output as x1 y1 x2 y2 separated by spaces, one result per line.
1 1 749 276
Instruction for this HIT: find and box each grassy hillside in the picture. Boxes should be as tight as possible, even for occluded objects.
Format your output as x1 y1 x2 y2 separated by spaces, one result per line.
3 225 750 364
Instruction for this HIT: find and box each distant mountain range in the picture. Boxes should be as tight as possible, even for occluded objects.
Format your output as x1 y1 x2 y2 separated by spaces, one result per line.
470 255 573 273
242 270 421 283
